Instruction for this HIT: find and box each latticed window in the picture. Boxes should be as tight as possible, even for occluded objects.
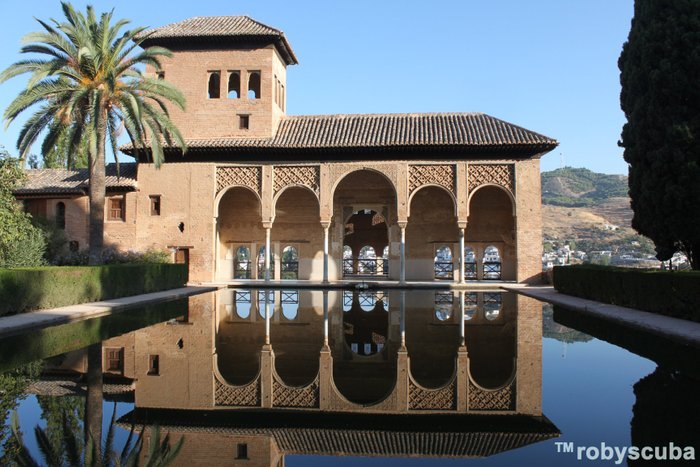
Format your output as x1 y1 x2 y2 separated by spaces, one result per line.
105 348 123 373
108 197 124 221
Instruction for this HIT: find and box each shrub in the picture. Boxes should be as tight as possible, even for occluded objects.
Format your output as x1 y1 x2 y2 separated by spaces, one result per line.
0 263 187 316
553 265 700 322
53 247 171 266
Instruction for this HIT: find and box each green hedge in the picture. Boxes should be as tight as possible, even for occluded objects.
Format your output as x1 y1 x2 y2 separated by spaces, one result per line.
553 265 700 323
0 263 188 316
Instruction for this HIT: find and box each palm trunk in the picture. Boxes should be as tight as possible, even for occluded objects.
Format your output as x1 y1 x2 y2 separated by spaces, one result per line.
85 342 103 458
88 111 107 265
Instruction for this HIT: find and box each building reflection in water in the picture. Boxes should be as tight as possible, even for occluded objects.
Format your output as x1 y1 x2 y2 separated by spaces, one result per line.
104 289 558 464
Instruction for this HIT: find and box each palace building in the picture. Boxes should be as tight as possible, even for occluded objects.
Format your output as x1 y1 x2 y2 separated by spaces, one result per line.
16 16 558 284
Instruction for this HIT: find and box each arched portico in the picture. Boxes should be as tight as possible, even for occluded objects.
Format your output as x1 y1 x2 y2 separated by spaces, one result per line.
466 185 516 281
216 186 264 280
406 186 459 281
331 170 397 280
209 160 540 283
272 186 322 280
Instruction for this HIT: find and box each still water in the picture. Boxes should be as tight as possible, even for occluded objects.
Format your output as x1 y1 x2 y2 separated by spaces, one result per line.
0 289 698 466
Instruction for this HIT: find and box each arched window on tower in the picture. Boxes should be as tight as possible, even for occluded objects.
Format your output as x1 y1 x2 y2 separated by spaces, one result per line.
55 202 66 230
208 71 220 99
228 71 240 98
247 71 260 99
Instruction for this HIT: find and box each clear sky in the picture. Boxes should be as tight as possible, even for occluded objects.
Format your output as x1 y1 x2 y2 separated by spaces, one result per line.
0 0 634 174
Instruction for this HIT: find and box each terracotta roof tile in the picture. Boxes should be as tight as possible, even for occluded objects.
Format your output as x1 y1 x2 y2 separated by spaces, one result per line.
139 16 298 65
13 163 137 196
123 113 557 157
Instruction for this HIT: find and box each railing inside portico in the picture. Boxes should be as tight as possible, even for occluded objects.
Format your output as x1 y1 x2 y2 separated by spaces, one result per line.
342 258 389 277
434 261 454 280
483 261 502 280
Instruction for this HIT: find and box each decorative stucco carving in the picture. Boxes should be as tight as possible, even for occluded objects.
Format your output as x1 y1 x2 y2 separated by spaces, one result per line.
216 166 262 196
273 165 320 196
408 164 456 196
468 379 515 411
468 164 515 195
272 374 320 408
408 378 457 410
215 377 261 407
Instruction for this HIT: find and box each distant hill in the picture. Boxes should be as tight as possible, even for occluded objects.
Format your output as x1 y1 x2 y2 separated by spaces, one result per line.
542 167 628 207
540 167 655 256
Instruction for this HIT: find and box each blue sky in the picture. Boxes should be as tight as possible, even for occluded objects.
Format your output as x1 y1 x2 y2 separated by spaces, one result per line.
0 0 634 174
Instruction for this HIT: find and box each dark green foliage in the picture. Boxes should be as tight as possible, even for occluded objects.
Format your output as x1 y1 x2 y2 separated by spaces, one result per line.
37 396 85 462
0 299 188 373
0 263 187 316
0 150 46 268
553 265 700 322
619 0 700 268
541 167 628 207
10 404 183 466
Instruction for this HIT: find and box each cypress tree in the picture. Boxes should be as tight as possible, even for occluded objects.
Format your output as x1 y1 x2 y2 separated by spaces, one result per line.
619 0 700 269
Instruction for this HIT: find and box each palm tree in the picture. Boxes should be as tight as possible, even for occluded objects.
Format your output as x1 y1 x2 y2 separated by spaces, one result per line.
1 2 186 264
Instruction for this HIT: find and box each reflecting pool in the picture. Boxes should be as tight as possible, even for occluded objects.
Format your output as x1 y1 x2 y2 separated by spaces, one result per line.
1 289 698 465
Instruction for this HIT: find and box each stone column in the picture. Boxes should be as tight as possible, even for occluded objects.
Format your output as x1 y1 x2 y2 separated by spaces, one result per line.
323 290 329 349
459 290 465 346
400 290 406 349
264 291 271 345
264 225 272 281
458 226 466 284
399 222 407 283
396 290 409 411
322 222 330 283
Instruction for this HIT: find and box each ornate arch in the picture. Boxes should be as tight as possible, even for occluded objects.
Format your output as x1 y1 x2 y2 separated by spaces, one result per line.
216 166 262 197
408 164 456 197
273 165 320 197
467 164 515 196
407 184 458 217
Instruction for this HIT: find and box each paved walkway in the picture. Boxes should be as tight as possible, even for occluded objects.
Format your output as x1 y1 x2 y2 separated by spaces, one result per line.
0 286 218 339
503 285 700 348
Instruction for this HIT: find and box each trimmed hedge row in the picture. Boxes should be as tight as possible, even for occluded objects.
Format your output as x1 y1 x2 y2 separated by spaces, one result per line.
553 265 700 323
0 263 188 316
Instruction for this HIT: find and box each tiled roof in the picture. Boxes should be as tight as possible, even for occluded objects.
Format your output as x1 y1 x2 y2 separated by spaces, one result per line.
13 163 137 196
123 113 558 157
119 409 560 458
139 16 298 65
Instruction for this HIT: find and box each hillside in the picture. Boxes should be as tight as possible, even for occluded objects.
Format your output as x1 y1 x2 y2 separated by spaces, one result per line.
540 167 655 257
542 167 628 207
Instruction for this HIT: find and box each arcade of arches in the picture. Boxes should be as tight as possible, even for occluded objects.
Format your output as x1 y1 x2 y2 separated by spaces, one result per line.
214 160 541 283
